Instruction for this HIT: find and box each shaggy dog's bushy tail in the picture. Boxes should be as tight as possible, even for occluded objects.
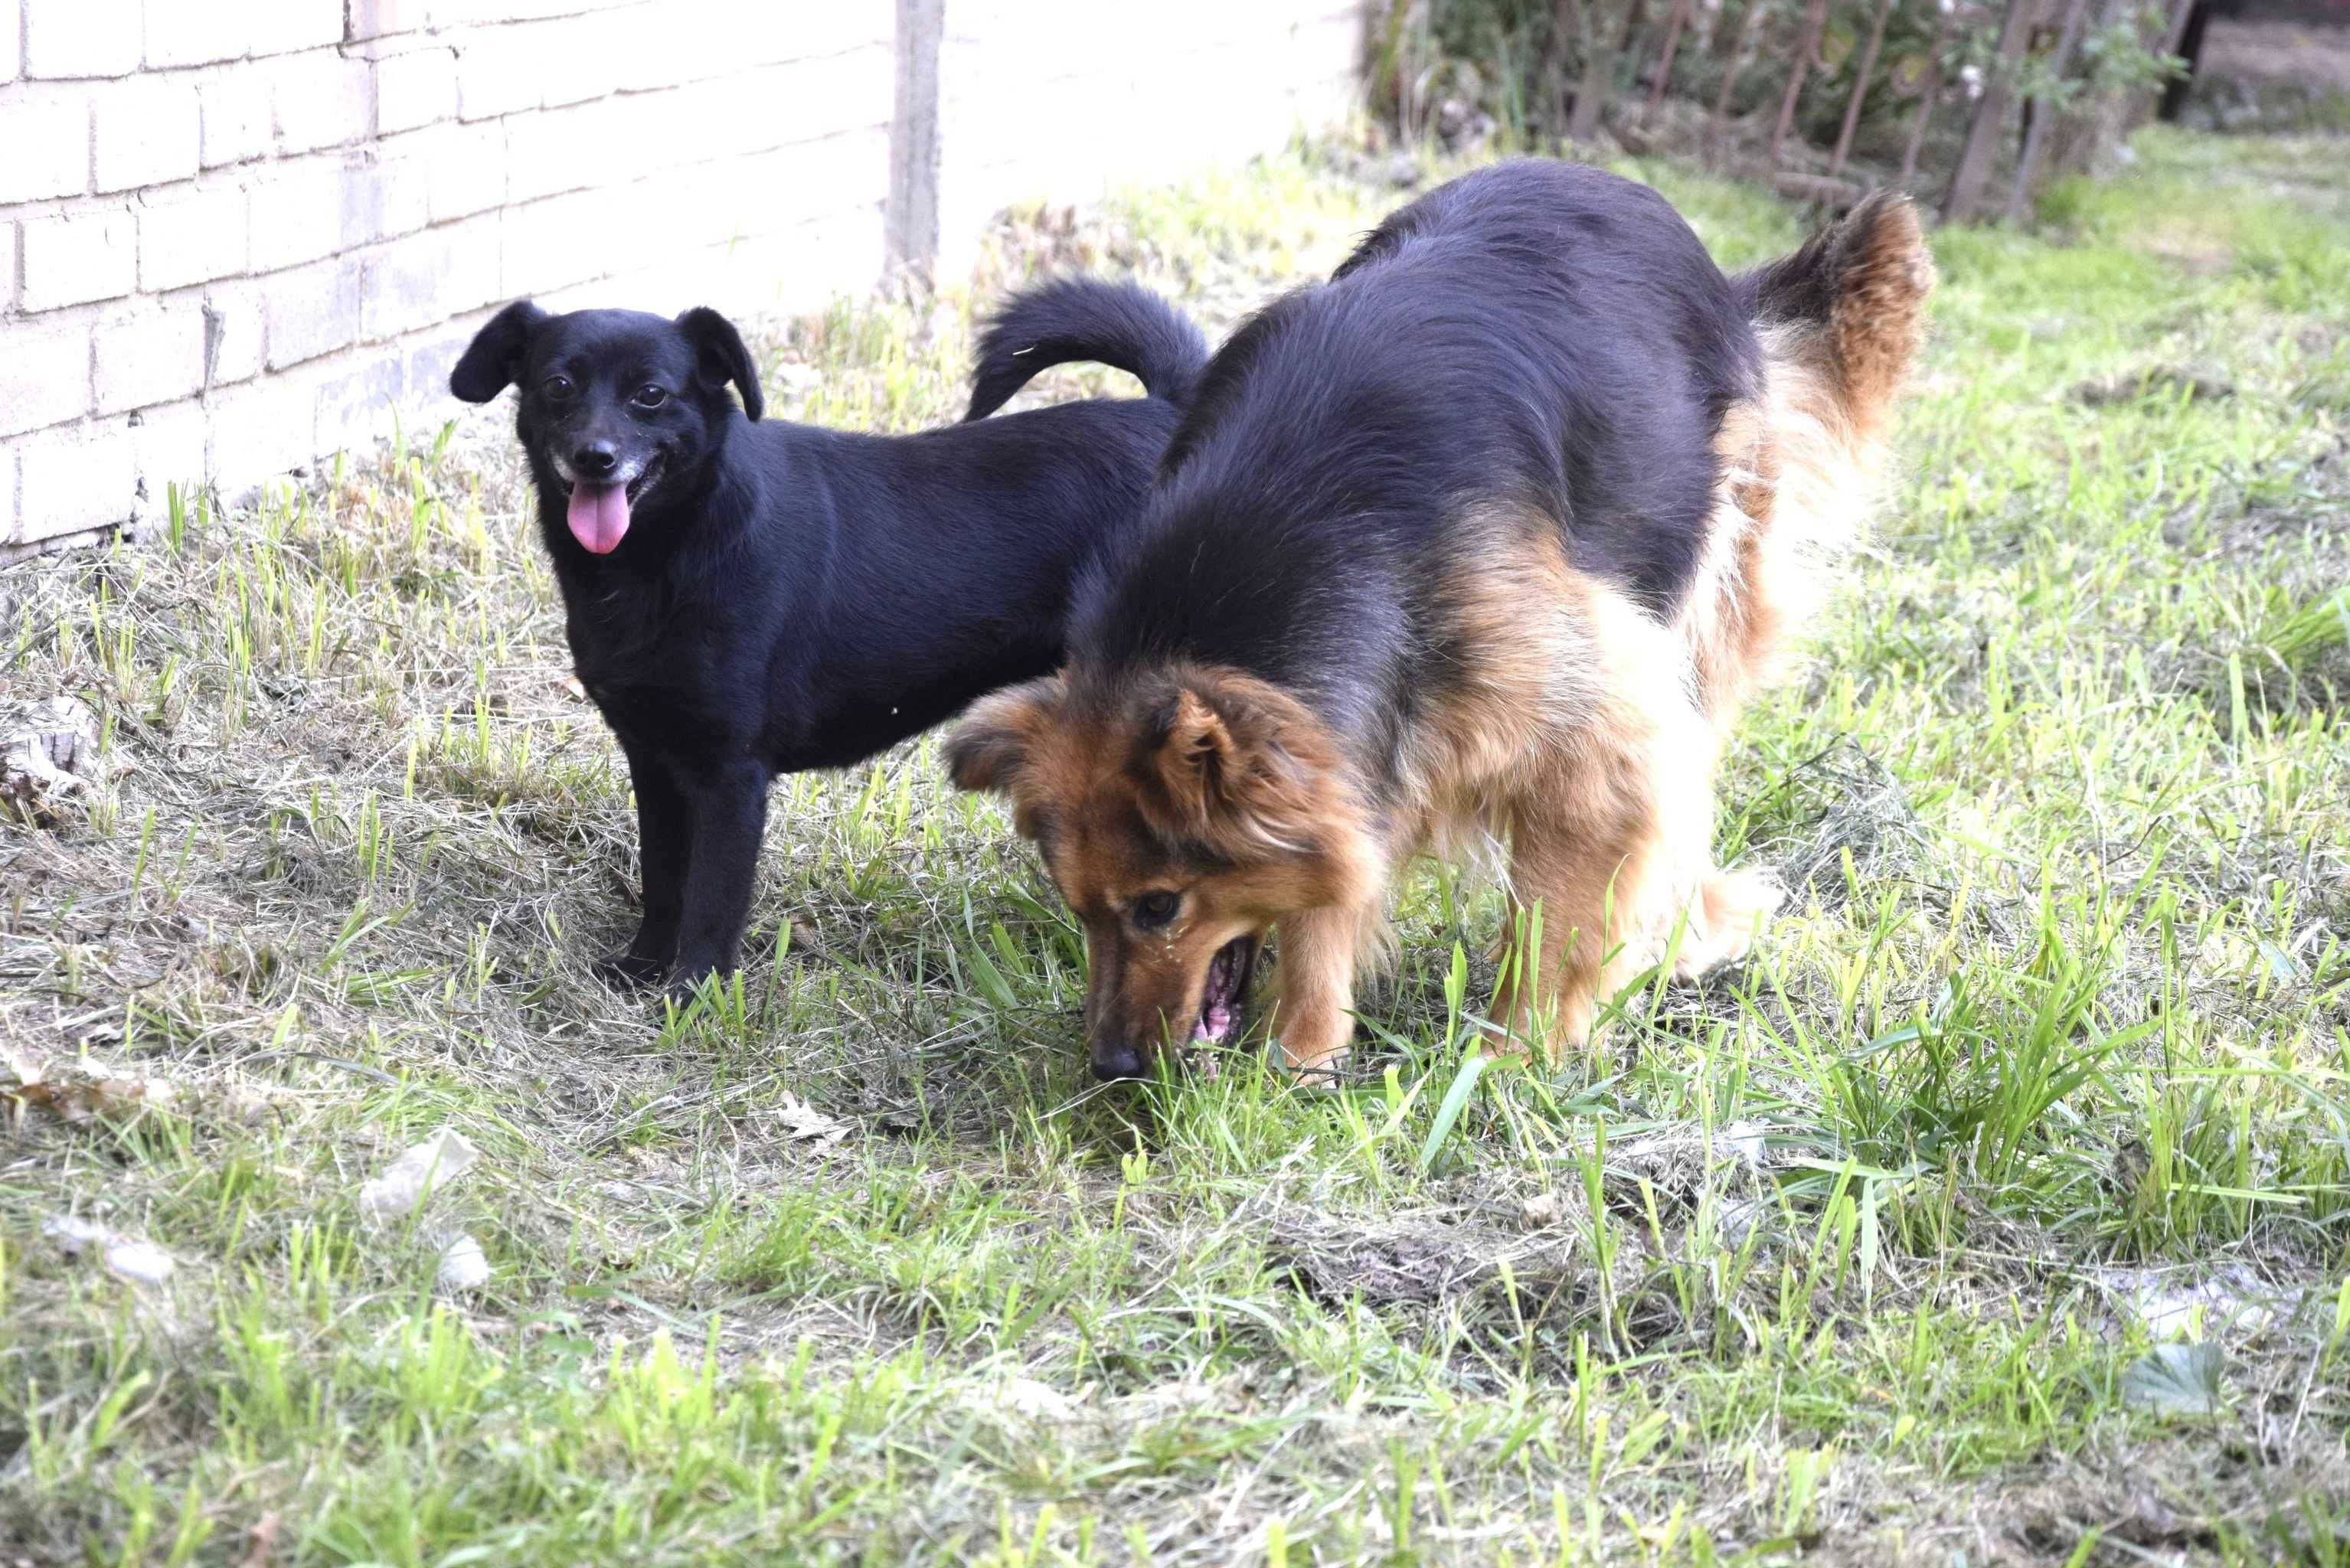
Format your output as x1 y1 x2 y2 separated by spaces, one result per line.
965 279 1209 420
1683 192 1937 718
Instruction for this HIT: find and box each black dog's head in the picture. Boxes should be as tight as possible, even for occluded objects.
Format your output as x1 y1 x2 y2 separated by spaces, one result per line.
449 302 764 556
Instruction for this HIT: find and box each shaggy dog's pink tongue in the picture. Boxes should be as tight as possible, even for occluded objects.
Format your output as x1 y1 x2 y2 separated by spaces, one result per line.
566 482 630 554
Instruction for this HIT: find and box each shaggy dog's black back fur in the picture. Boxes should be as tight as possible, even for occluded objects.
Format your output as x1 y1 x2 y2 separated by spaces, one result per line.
449 283 1205 995
1070 159 1761 786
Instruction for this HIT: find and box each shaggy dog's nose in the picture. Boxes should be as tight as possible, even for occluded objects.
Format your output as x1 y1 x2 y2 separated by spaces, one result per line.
1090 1041 1146 1081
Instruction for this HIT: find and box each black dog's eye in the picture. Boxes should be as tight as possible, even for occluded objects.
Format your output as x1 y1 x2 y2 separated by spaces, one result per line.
1132 891 1180 929
542 374 575 401
630 385 668 410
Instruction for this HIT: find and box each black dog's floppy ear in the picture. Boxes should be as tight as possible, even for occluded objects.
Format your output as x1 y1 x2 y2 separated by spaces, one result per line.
675 306 763 422
449 300 548 403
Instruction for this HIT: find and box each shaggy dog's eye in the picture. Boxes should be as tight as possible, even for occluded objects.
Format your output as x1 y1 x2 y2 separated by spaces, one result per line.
542 375 576 401
631 384 668 410
1132 891 1180 929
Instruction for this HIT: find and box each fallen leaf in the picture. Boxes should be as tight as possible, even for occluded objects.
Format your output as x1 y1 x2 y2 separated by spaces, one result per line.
2 1050 178 1123
436 1233 492 1292
2123 1341 2226 1417
1 694 110 820
42 1214 111 1256
359 1128 480 1223
44 1216 175 1285
237 1511 283 1568
1716 1120 1769 1166
995 1377 1076 1421
104 1239 176 1285
774 1093 851 1149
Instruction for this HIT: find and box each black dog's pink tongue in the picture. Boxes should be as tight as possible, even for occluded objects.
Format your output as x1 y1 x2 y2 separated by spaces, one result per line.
567 482 630 554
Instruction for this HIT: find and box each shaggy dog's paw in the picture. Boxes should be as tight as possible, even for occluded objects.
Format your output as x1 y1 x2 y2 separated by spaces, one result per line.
1672 869 1784 982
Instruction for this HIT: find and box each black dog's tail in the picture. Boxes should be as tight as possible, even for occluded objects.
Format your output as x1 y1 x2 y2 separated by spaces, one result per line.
964 280 1208 421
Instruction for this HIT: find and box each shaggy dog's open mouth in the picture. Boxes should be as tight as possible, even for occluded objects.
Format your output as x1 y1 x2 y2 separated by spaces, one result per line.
1191 935 1260 1046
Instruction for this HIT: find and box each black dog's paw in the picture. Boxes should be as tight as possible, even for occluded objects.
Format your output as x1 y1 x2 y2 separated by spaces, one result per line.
662 963 730 1011
593 952 668 991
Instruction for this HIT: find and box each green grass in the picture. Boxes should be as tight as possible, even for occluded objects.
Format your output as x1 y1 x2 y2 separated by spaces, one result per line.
5 126 2349 1565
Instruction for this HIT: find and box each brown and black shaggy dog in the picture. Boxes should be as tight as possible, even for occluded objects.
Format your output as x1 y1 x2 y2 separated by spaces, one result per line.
946 160 1934 1082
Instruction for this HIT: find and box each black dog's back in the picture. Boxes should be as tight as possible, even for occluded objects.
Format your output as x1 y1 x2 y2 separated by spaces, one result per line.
734 397 1188 769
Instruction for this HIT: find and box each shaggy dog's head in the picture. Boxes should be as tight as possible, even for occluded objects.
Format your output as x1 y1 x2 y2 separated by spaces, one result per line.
946 663 1375 1081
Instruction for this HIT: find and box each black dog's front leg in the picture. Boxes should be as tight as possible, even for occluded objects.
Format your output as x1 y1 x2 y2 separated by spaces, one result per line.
596 739 691 989
663 756 773 1002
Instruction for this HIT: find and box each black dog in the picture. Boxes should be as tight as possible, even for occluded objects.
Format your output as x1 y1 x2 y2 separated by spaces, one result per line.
448 281 1207 998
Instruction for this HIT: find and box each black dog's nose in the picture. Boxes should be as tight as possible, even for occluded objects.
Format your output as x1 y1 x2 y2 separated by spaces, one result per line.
574 441 618 479
1090 1042 1146 1082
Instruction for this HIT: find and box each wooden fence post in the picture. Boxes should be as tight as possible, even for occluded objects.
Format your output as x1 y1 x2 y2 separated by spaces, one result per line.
1898 0 1956 188
1829 0 1898 178
1569 0 1625 142
2005 0 2094 219
1943 0 2036 221
1708 0 1766 158
1646 0 1692 121
1767 0 1833 165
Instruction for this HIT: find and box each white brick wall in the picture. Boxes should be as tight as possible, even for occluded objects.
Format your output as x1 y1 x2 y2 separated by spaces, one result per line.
1 0 1364 552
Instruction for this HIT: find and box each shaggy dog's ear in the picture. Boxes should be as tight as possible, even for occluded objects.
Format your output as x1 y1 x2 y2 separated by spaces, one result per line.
1133 671 1327 857
944 676 1064 799
449 300 548 403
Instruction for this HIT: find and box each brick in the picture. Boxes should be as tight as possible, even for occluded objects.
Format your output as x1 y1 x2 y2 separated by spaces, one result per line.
346 0 427 42
0 315 93 437
500 188 621 299
138 183 250 292
402 323 473 410
245 155 355 270
433 0 637 25
719 51 891 157
453 19 616 121
246 0 342 60
0 222 15 312
198 64 275 167
533 10 625 107
93 74 202 191
2 2 21 83
21 208 137 311
418 119 505 221
18 419 139 541
313 354 407 454
374 45 456 134
0 92 91 202
129 400 211 521
502 100 614 204
361 137 432 240
145 0 247 67
93 296 208 413
263 254 362 368
0 443 17 546
208 372 319 484
270 49 374 152
198 279 267 387
361 215 497 339
23 0 143 78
